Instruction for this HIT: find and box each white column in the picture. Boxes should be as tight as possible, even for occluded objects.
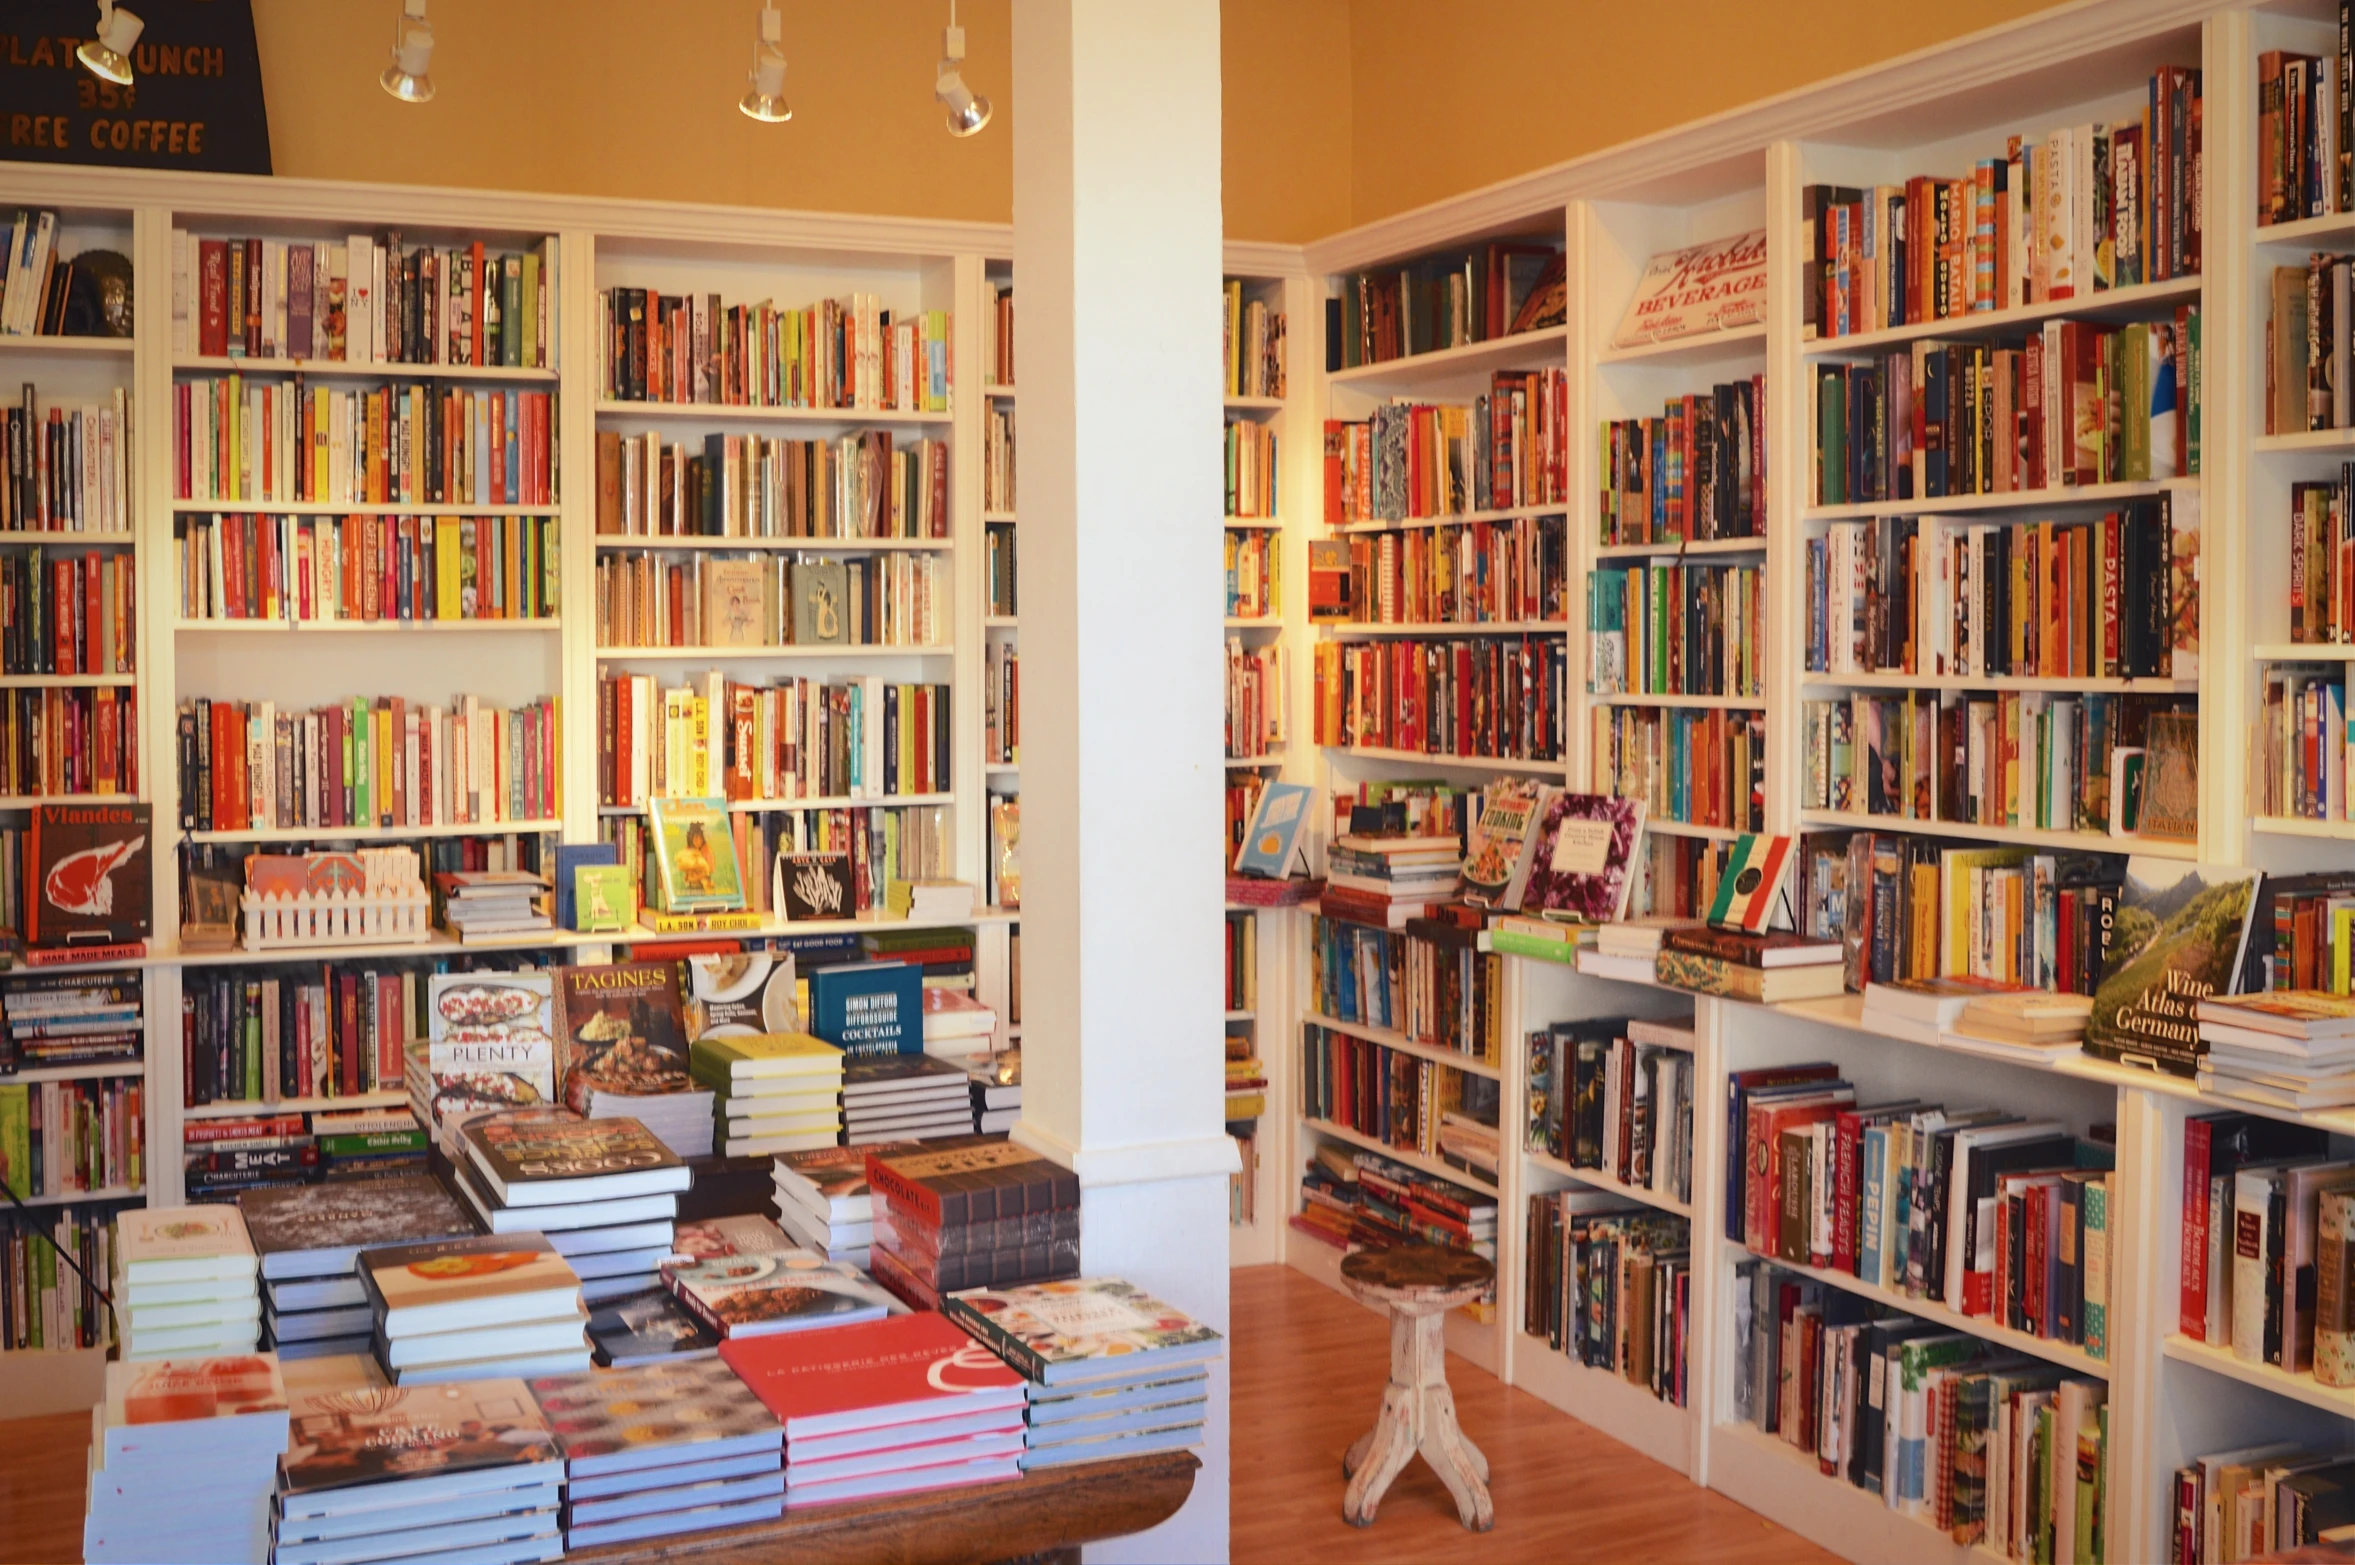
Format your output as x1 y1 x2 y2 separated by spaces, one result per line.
1012 2 1235 1561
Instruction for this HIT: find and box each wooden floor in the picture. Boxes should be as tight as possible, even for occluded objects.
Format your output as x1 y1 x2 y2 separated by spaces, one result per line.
0 1268 1841 1565
1230 1263 1840 1565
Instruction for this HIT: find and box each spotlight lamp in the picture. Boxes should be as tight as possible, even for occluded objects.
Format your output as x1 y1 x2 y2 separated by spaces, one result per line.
380 0 435 104
739 4 792 123
77 0 143 85
936 2 990 138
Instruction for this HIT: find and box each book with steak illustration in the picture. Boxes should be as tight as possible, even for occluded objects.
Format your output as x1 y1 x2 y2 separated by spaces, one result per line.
554 961 693 1108
29 801 152 944
426 972 557 1130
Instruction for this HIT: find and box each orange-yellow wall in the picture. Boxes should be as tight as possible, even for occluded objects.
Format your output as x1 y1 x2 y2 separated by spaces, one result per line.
1344 0 2074 226
233 0 2075 242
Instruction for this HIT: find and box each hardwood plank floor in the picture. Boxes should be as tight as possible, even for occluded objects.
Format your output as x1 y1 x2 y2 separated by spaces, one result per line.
1230 1263 1840 1565
0 1409 86 1564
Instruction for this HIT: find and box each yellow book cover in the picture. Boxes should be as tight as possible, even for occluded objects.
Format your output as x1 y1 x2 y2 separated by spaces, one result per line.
437 518 461 619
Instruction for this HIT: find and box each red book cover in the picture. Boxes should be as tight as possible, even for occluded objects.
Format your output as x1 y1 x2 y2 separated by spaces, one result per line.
1832 1108 1863 1275
719 1310 1023 1438
2024 1180 2049 1333
1747 1098 1844 1252
243 239 263 358
2181 1116 2213 1339
198 240 229 358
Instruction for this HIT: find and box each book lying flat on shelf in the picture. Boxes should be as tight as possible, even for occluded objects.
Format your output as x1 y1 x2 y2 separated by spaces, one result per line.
460 1114 691 1207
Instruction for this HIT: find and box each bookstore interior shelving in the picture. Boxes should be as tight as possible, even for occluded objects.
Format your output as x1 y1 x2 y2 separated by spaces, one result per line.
24 2 2355 1562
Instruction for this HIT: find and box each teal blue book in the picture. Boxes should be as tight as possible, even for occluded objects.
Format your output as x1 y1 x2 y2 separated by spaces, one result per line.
1857 1123 1889 1289
808 960 922 1058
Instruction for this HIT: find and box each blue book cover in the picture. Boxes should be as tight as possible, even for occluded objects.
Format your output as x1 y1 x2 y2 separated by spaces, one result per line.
1232 782 1313 878
1857 1123 1888 1289
808 960 923 1058
554 842 621 932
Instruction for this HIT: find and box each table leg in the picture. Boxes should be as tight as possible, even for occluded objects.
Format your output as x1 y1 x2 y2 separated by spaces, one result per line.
1341 1381 1418 1527
1343 1428 1373 1478
1416 1380 1494 1532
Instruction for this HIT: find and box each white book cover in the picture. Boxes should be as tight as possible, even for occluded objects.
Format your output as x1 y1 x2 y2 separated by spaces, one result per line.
116 1206 257 1281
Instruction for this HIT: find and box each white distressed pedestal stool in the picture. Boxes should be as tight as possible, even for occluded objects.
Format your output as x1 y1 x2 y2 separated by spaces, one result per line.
1338 1242 1495 1531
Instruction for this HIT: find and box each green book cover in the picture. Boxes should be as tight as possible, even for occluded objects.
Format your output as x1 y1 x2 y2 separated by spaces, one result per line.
0 1084 27 1199
1818 366 1847 508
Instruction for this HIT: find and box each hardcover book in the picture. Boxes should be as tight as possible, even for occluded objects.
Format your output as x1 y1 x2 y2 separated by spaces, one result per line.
572 865 634 935
719 1310 1027 1438
1232 782 1315 879
863 1139 1079 1228
691 1032 844 1083
942 1277 1225 1386
584 1287 719 1367
554 962 692 1108
777 852 854 923
358 1233 580 1336
670 1216 796 1268
529 1355 779 1473
2085 857 2263 1077
790 560 850 646
775 1141 928 1218
1706 834 1796 934
102 1354 289 1459
685 952 801 1038
552 842 621 933
460 1114 690 1206
116 1205 258 1281
278 1379 562 1502
647 797 745 915
665 1252 894 1339
426 973 558 1125
241 1176 478 1280
29 801 151 944
1519 792 1646 922
809 961 923 1057
1461 778 1556 912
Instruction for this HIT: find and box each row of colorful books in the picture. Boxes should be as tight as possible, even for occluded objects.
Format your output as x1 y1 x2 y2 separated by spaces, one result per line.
1300 1022 1502 1182
599 806 953 924
1224 280 1285 400
1586 560 1763 700
2261 45 2353 227
1309 635 1566 764
174 376 556 508
1325 240 1564 370
1812 318 2196 509
0 684 137 800
0 968 141 1075
1735 1259 2110 1562
1222 527 1275 620
984 402 1014 513
0 543 133 678
1591 705 1766 834
1805 65 2201 339
596 672 951 807
0 1198 121 1353
1224 639 1283 763
1322 369 1570 524
175 513 558 625
1523 1195 1688 1406
1327 512 1568 629
173 231 557 367
2 210 116 340
2 386 133 534
1307 910 1501 1064
598 287 950 413
1598 377 1764 546
2171 1439 2355 1562
1224 418 1276 520
0 1075 143 1199
1525 1016 1695 1205
595 550 948 650
174 694 559 834
593 428 951 542
1293 1141 1499 1318
1804 500 2196 682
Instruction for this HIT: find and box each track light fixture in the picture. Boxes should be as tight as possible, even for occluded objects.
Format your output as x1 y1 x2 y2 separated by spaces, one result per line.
380 0 435 104
739 3 792 123
76 0 143 85
936 1 990 138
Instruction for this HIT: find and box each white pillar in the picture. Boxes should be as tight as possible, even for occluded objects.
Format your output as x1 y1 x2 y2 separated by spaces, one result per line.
1011 2 1234 1560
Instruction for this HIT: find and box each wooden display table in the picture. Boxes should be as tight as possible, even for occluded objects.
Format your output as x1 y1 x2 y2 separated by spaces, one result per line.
469 1449 1195 1565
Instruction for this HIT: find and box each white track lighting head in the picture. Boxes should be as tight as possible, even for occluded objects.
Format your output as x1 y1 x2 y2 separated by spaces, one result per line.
739 3 792 123
935 16 990 138
77 0 142 85
380 0 435 103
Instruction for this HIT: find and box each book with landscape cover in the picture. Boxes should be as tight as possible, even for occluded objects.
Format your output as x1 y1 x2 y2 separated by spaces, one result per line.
277 1378 563 1508
665 1252 894 1339
2085 857 2264 1076
241 1175 478 1279
863 1139 1078 1228
942 1277 1225 1386
528 1356 780 1476
461 1113 690 1205
359 1232 580 1336
554 962 692 1109
1518 792 1645 922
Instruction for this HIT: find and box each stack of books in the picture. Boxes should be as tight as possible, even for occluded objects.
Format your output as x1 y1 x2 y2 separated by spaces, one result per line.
921 986 999 1060
1953 989 2092 1055
1654 926 1844 1003
241 1176 476 1360
436 869 554 942
772 1141 927 1264
530 1357 785 1549
311 1105 431 1183
664 1247 896 1341
113 1205 261 1360
863 1139 1079 1310
1319 834 1462 928
947 1278 1224 1469
691 1032 846 1157
273 1378 565 1565
83 1354 292 1565
1 968 142 1074
1859 976 2012 1044
358 1232 589 1384
971 1052 1022 1133
844 1054 974 1144
1577 916 1702 982
2197 992 2355 1110
1486 914 1597 967
723 1311 1029 1508
449 1111 692 1302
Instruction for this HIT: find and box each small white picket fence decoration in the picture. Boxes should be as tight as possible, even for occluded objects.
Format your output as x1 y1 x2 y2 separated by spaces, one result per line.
240 887 435 951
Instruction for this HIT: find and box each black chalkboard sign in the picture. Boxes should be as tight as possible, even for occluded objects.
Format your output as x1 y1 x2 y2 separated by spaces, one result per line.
0 1 271 174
